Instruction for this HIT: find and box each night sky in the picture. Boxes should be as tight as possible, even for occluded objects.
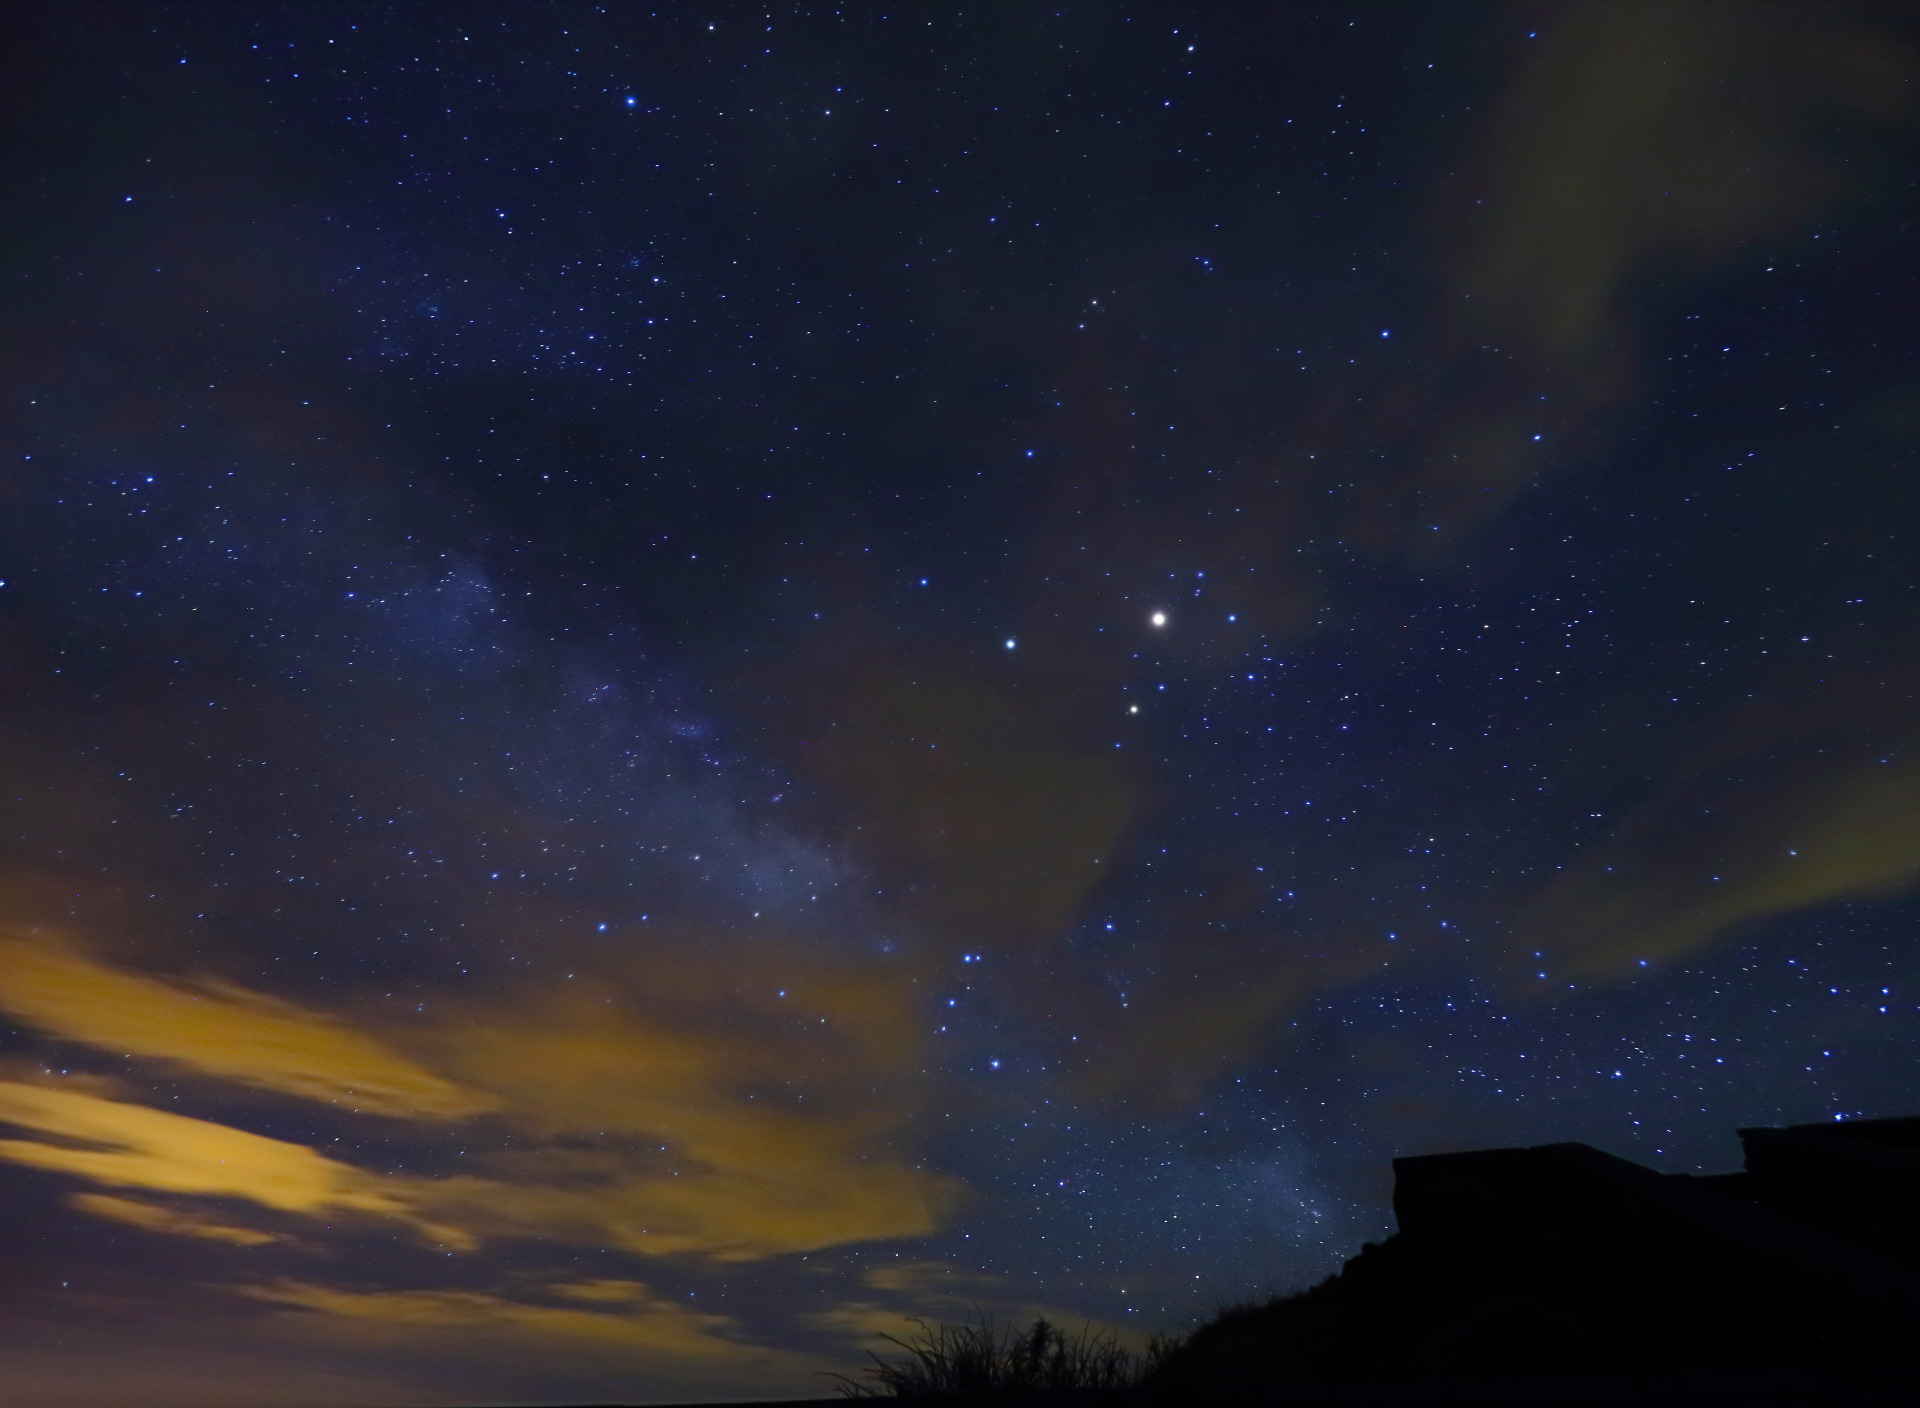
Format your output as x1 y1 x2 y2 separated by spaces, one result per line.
3 4 1919 1404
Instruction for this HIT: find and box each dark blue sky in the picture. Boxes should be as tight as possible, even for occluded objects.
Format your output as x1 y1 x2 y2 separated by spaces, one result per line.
2 4 1918 1403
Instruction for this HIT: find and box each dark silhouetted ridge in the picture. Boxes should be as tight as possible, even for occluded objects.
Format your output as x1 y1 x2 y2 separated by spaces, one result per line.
1142 1114 1920 1405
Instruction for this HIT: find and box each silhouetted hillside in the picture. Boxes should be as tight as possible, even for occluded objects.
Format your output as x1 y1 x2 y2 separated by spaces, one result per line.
1143 1116 1920 1401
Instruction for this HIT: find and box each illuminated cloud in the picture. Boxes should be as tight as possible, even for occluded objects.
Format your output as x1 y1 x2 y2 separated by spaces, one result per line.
0 1341 421 1408
413 1149 955 1262
238 1278 746 1358
0 1080 471 1247
420 989 962 1259
233 1276 836 1394
550 1278 661 1303
0 932 497 1119
861 1259 1007 1298
805 1300 929 1345
69 1192 283 1246
808 1261 1144 1354
7 1060 946 1263
0 936 956 1262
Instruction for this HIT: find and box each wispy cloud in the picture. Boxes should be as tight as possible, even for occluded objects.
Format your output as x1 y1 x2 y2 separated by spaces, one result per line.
230 1276 834 1396
1345 4 1914 549
0 932 496 1118
237 1278 748 1358
0 934 957 1262
807 1259 1144 1355
69 1192 284 1246
0 1079 472 1245
1508 682 1920 982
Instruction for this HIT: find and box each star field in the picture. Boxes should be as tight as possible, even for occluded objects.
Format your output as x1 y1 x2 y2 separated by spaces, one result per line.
1 5 1918 1405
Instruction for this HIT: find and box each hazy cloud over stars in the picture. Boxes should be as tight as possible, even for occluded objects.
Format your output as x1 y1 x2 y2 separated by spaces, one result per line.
750 644 1142 950
1343 3 1916 549
1508 671 1920 984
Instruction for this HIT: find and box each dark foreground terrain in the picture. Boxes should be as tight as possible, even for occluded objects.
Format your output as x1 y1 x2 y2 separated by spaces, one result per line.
490 1115 1920 1407
1140 1113 1920 1404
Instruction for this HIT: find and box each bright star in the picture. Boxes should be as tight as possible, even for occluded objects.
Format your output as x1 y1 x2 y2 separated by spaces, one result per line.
1150 612 1167 627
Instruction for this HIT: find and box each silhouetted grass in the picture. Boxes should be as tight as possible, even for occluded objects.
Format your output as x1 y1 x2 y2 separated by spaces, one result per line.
827 1314 1176 1399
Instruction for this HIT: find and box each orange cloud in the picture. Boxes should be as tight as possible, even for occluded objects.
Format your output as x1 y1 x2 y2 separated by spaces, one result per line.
406 1146 954 1262
234 1276 835 1393
0 931 496 1119
862 1259 1008 1299
550 1278 660 1303
420 988 961 1259
0 929 957 1262
808 1260 1145 1354
69 1192 283 1246
238 1278 746 1358
805 1300 930 1345
6 1062 948 1262
0 1079 472 1247
0 1343 423 1408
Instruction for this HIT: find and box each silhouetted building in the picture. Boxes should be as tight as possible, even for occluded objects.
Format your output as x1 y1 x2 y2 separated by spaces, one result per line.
1147 1116 1920 1404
